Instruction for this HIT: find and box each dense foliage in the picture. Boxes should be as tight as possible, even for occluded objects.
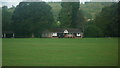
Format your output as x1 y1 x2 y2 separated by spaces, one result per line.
116 1 119 36
11 2 54 37
2 2 119 38
48 2 61 22
84 20 103 37
2 6 14 32
59 1 85 29
95 3 119 37
59 2 73 28
80 2 114 19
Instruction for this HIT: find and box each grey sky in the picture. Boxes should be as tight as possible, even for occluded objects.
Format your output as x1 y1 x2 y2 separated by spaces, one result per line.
0 0 119 8
1 0 90 7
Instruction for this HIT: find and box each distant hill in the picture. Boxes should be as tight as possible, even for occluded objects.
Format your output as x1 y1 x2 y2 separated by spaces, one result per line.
80 2 114 19
48 2 62 22
48 2 114 21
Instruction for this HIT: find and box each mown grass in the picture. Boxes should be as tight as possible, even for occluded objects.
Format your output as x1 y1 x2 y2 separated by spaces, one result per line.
2 38 118 66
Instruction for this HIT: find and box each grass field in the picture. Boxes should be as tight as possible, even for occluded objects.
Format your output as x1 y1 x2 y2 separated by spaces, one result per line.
2 38 118 66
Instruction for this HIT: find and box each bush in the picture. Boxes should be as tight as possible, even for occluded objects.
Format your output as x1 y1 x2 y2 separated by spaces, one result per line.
84 25 103 37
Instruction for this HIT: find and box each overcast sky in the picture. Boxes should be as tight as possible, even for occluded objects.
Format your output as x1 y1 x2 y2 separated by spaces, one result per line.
0 0 119 8
1 0 90 8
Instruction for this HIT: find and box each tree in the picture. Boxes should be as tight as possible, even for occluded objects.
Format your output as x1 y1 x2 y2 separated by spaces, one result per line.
84 25 103 37
71 2 80 28
59 0 82 28
118 1 120 36
59 2 72 28
95 3 119 37
2 6 13 32
76 10 85 32
84 21 103 37
48 2 61 22
80 2 114 19
11 2 55 38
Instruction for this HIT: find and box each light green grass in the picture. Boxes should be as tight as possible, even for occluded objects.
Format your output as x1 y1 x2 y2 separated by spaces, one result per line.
2 38 118 66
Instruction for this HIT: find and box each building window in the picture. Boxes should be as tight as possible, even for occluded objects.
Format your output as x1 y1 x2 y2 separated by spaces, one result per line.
52 33 57 36
77 33 81 36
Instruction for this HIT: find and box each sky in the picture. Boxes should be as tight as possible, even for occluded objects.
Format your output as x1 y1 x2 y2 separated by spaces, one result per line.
0 0 119 8
0 0 90 8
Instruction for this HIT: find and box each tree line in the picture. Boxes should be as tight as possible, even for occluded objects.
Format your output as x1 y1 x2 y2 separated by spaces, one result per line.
84 2 119 37
2 1 120 38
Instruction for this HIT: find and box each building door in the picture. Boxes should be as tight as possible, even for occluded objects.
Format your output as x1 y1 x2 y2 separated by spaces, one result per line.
58 33 64 38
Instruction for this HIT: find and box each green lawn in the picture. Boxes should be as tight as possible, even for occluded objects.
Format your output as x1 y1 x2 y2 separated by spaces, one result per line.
2 38 118 66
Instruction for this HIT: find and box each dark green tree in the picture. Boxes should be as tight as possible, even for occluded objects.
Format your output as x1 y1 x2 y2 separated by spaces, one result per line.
59 2 72 28
59 0 82 28
118 1 120 36
71 2 80 28
76 10 85 32
11 2 55 38
95 3 119 37
2 6 13 32
84 20 103 37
